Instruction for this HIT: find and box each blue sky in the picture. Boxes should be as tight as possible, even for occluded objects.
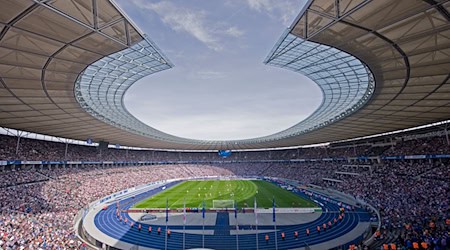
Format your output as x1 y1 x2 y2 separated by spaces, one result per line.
118 0 323 140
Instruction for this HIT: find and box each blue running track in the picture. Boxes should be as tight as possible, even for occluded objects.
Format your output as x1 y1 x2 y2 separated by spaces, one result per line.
93 181 371 250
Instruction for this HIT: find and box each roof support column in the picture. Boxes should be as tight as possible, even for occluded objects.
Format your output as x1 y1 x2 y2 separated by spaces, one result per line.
92 0 98 30
445 124 449 146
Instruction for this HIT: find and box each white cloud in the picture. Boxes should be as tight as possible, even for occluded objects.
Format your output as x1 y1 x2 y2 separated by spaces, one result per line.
139 1 221 51
246 0 301 26
246 0 273 12
129 0 246 51
224 27 245 37
195 71 227 80
148 113 303 140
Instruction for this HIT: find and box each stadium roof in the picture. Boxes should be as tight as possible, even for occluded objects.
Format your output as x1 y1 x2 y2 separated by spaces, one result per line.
0 0 449 150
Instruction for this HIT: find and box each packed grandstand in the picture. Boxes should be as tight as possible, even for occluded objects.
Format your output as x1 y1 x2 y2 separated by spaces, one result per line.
1 130 449 249
1 0 450 250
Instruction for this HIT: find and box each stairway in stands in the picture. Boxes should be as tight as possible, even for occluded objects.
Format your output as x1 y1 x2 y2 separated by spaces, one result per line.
214 211 231 236
370 229 401 250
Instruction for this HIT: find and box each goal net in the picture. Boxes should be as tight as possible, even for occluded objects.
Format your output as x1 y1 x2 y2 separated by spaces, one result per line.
212 200 235 209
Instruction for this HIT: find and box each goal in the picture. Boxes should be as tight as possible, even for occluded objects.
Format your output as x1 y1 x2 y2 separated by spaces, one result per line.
212 200 235 209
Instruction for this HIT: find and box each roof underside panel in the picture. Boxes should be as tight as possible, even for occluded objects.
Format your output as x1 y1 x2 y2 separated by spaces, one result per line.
0 0 187 149
265 0 450 147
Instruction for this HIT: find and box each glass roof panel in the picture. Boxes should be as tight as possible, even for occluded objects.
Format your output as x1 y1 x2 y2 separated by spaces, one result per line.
261 32 375 141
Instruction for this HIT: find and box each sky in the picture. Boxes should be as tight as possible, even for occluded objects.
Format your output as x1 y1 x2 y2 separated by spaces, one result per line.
117 0 323 141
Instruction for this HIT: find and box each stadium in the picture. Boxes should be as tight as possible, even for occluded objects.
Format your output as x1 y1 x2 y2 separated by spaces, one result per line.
0 0 449 250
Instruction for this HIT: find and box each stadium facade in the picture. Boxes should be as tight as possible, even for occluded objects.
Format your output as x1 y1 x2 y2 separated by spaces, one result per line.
0 0 449 150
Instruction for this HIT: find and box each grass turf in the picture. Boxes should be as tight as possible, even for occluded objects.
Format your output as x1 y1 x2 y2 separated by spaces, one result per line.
133 180 317 209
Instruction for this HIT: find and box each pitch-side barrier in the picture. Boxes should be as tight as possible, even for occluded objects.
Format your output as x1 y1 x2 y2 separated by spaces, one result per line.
122 207 320 214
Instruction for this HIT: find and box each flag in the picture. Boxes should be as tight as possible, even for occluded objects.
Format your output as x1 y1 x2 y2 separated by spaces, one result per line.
254 196 258 225
272 197 276 222
202 200 205 219
183 199 186 224
165 198 169 222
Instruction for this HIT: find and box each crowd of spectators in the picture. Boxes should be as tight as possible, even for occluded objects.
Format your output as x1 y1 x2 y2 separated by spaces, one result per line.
421 164 450 182
0 160 448 249
0 169 49 188
0 164 237 249
372 161 438 177
1 132 449 249
386 136 450 156
321 162 449 250
1 133 449 162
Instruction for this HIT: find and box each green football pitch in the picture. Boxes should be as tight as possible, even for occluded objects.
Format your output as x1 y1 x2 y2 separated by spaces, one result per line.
133 180 317 209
